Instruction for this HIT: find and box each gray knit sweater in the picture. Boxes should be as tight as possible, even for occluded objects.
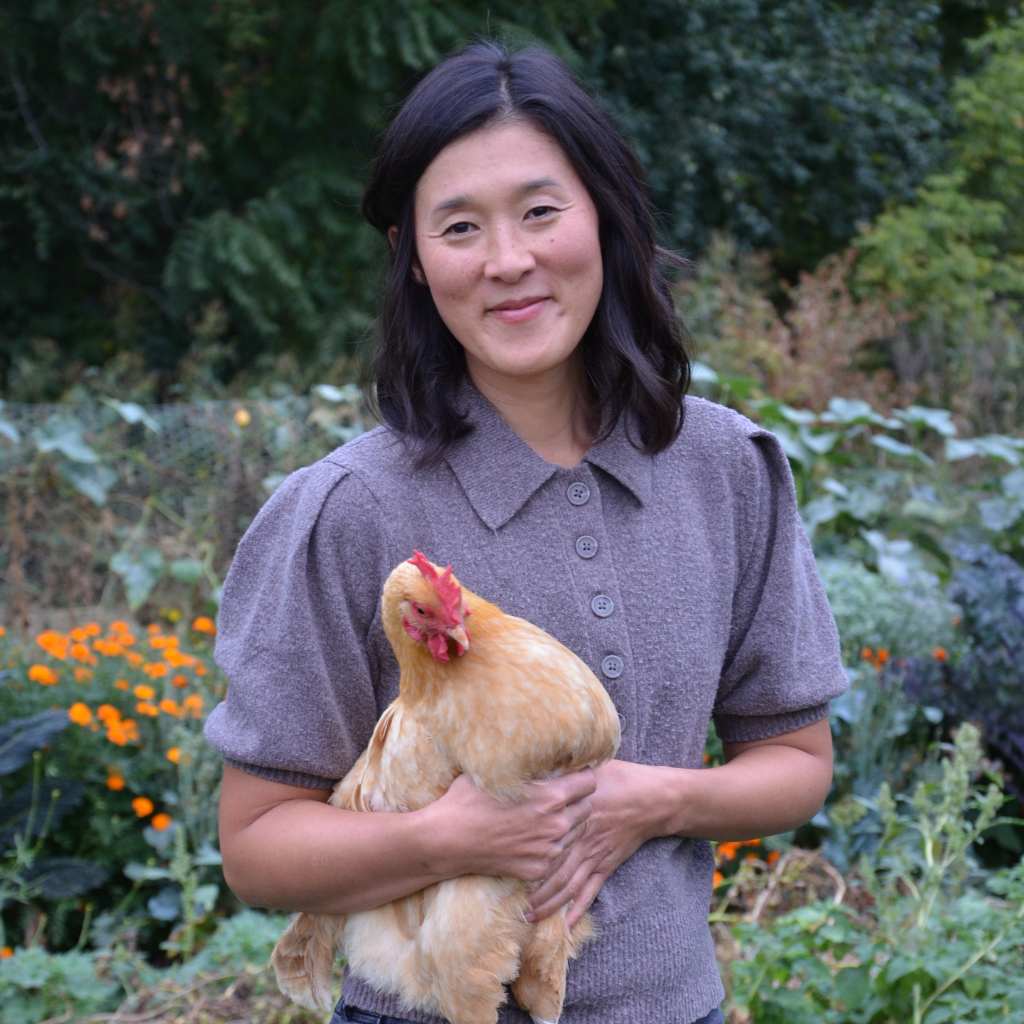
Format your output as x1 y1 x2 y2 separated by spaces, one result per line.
204 385 849 1023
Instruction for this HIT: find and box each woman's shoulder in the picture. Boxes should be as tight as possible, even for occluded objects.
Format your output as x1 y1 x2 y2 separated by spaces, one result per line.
672 394 773 462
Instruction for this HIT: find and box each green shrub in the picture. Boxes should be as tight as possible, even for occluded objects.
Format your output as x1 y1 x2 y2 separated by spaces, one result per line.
728 724 1024 1022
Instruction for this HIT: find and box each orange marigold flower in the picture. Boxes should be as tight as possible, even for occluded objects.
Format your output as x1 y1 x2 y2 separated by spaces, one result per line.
121 719 140 742
164 648 188 667
133 684 155 700
136 701 159 717
125 651 143 666
146 623 161 635
36 630 69 660
106 771 125 791
144 662 169 678
0 946 12 959
114 678 130 690
159 698 181 717
70 642 97 665
149 635 170 650
110 619 132 633
68 702 92 726
712 870 725 888
767 850 781 866
106 724 129 746
83 622 101 637
70 626 90 643
172 673 188 688
151 812 173 831
166 746 181 764
0 626 6 638
192 616 216 635
97 703 121 723
73 666 94 682
933 646 948 662
131 796 154 817
93 639 124 657
860 646 874 661
194 662 207 677
717 841 742 862
29 664 59 685
875 648 890 666
182 693 204 716
118 633 137 647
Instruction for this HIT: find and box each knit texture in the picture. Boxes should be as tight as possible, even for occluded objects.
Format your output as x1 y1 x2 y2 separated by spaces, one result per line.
204 385 849 1024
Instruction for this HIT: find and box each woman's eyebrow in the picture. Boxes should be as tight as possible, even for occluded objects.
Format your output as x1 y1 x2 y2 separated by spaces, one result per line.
430 176 566 217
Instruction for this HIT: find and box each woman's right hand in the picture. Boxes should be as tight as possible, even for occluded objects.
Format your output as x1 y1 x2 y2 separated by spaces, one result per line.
419 770 596 886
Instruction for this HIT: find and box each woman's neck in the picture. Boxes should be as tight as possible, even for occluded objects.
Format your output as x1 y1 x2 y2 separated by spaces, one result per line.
467 362 593 469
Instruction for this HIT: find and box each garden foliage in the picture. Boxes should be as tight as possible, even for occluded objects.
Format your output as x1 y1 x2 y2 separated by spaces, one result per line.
2 1 1019 396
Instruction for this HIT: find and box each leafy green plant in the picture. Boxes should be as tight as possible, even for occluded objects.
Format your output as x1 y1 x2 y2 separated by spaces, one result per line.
727 724 1024 1022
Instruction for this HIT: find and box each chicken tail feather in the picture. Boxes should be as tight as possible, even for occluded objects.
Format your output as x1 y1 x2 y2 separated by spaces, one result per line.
271 911 345 1012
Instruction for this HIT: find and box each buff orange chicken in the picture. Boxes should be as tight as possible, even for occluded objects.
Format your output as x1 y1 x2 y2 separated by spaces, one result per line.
271 551 621 1024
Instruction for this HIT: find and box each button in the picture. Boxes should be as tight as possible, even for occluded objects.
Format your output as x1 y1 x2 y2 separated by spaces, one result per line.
601 654 624 679
575 535 598 559
566 481 591 506
591 594 614 618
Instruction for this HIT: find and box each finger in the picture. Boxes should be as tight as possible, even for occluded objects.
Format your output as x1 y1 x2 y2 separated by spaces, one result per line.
564 873 604 930
528 851 595 922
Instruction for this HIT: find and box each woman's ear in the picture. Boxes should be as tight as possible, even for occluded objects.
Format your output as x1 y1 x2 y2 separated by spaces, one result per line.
388 225 426 285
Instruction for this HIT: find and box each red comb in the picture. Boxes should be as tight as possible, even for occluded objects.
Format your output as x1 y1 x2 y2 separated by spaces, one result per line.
408 551 462 626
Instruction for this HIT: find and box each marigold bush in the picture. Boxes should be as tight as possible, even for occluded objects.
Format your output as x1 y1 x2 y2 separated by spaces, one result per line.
0 615 225 956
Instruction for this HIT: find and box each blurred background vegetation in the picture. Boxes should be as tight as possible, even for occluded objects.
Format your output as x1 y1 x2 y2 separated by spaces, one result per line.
1 3 1023 1022
1 0 1021 419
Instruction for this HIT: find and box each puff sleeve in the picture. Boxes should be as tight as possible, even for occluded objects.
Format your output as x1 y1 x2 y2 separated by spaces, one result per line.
713 428 849 743
203 459 393 788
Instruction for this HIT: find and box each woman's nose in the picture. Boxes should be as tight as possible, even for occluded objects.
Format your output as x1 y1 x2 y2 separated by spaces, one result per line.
483 225 536 281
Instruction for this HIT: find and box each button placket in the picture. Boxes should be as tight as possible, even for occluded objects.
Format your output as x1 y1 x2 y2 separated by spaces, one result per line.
559 467 633 753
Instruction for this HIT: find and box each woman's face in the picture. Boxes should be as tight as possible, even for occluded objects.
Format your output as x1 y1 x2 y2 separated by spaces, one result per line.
412 119 603 393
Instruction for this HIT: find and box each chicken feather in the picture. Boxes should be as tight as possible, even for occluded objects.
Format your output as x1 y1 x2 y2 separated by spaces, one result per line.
272 554 621 1024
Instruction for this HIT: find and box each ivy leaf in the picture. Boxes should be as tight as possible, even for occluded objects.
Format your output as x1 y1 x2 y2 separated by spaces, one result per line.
33 415 99 463
148 885 182 921
124 862 173 882
110 549 165 610
895 405 958 437
101 397 161 433
169 558 204 584
946 435 1023 465
57 460 118 506
689 360 719 385
871 434 934 464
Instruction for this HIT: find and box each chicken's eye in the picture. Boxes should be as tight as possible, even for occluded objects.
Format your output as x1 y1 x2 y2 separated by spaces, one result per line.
413 603 428 617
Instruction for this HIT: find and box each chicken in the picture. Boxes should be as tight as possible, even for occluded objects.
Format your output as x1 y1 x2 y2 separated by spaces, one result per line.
271 551 621 1024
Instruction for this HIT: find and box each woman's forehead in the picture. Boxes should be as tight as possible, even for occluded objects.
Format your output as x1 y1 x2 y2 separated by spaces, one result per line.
414 121 582 212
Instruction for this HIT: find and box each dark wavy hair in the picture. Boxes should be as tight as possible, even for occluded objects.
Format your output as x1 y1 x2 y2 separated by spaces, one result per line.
362 39 690 465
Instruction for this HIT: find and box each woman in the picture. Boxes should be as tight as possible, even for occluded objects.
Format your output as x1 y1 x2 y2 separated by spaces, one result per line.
205 39 848 1024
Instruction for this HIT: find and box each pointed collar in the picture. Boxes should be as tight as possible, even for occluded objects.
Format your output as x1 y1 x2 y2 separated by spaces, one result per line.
443 381 652 531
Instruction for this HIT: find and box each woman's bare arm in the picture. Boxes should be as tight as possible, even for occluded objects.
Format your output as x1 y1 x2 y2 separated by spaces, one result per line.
218 763 596 915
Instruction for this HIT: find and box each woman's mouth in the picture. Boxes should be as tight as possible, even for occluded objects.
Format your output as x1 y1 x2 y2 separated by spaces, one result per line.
488 298 549 324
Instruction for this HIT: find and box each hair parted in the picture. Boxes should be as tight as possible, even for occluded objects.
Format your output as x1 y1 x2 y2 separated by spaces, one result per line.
362 38 690 466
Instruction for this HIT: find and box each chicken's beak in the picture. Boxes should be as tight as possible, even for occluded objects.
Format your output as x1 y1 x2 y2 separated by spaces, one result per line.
446 624 470 655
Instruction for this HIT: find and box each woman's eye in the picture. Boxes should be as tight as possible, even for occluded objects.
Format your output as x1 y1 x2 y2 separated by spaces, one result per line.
442 221 475 237
526 205 557 219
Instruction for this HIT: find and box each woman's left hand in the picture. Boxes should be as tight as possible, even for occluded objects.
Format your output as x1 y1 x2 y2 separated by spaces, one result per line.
525 758 665 928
